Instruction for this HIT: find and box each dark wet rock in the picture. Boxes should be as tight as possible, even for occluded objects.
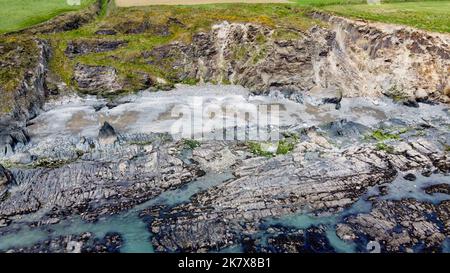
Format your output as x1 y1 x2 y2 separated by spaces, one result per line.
336 223 356 241
378 185 389 196
0 127 29 157
95 29 117 35
65 40 127 58
434 153 450 173
83 232 123 253
0 165 14 196
404 173 417 181
73 64 123 93
423 184 450 195
3 232 123 253
403 100 420 108
114 21 150 34
337 199 449 252
322 119 369 139
167 17 185 27
245 225 334 253
106 102 120 109
312 87 343 108
151 148 393 252
93 104 104 112
422 169 433 177
98 121 117 145
436 200 450 235
3 232 92 253
0 217 11 227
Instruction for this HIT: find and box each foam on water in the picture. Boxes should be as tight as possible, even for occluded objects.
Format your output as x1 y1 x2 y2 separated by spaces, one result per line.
26 84 450 143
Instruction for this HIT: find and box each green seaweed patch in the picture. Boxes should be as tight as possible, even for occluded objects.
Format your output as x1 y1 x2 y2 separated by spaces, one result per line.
247 142 275 157
375 142 394 153
247 139 297 157
277 140 296 155
31 158 75 169
368 128 405 142
183 139 201 149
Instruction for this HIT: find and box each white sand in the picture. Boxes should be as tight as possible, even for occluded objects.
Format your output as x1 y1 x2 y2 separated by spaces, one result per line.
115 0 290 7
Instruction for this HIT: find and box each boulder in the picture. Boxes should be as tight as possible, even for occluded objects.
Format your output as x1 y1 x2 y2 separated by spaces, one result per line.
0 164 14 196
98 122 117 145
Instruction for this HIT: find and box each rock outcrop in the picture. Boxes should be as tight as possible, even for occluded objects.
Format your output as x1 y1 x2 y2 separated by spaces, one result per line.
149 139 447 252
0 132 207 223
336 199 450 252
0 164 14 197
73 64 123 93
65 39 127 58
0 39 50 156
144 17 450 102
4 232 123 253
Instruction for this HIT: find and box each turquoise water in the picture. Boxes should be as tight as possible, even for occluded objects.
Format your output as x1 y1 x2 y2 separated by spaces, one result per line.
260 172 450 253
0 170 448 252
379 172 450 204
443 238 450 253
0 172 233 253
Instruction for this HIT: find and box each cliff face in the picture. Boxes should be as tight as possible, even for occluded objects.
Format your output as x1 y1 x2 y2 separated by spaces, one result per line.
312 13 450 101
0 39 50 156
144 15 449 102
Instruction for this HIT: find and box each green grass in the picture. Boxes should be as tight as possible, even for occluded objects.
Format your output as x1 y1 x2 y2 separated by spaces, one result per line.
183 139 201 149
369 129 401 141
247 138 297 157
294 0 450 33
375 142 395 153
0 0 96 34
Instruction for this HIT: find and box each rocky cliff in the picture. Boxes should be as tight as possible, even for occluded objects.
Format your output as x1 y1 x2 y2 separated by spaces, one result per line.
0 39 50 157
142 14 449 102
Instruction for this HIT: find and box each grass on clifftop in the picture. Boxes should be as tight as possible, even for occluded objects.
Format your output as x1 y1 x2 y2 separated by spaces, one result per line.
0 0 96 34
295 0 450 33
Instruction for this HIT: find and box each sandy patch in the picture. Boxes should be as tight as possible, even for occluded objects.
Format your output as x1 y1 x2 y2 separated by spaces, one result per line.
115 0 290 7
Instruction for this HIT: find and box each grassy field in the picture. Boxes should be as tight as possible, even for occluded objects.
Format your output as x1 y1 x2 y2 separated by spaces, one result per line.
0 0 449 34
115 0 289 6
0 0 96 34
294 0 450 33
